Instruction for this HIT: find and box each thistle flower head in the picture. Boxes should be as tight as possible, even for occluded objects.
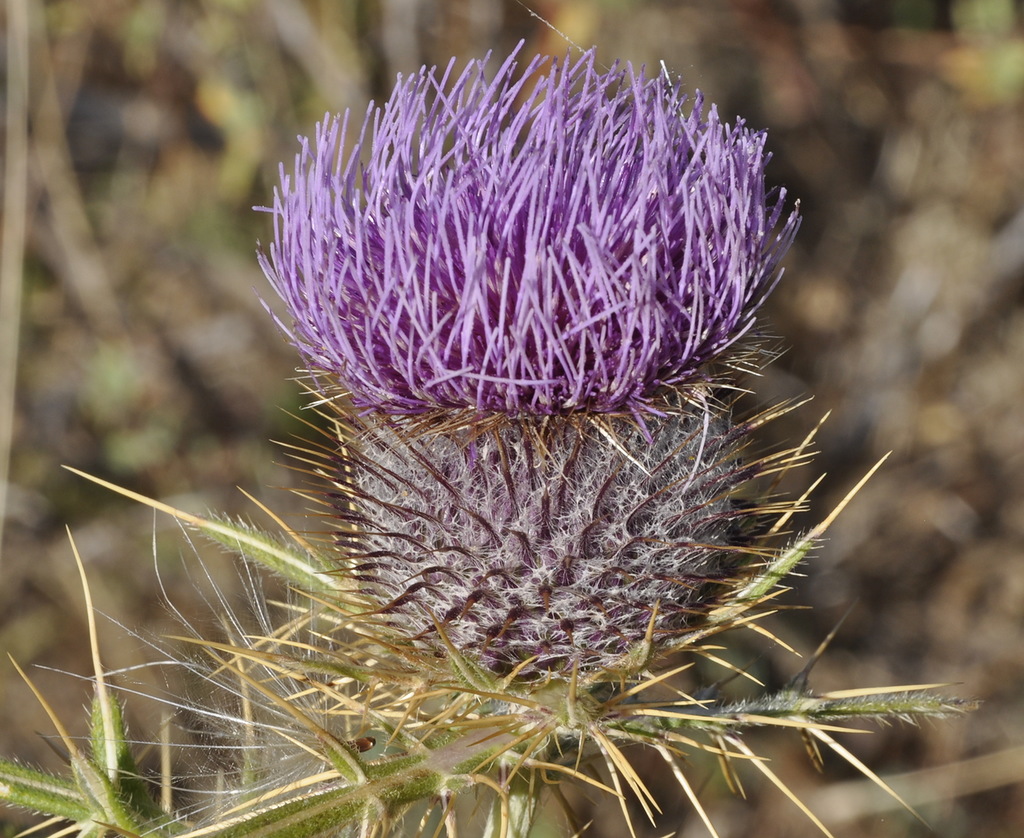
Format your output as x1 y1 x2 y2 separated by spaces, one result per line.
260 45 799 416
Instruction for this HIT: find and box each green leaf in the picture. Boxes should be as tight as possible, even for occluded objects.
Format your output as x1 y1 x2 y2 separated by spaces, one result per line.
0 758 91 823
203 514 337 595
188 756 442 838
89 693 170 825
61 468 340 595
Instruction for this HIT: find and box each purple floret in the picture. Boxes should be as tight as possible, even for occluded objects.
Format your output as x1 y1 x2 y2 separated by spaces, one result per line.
259 45 799 415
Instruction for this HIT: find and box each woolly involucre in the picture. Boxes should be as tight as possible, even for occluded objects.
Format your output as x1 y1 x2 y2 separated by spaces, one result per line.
260 45 799 416
330 408 763 676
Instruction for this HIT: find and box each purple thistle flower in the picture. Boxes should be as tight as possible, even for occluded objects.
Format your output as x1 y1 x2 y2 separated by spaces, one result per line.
259 45 799 416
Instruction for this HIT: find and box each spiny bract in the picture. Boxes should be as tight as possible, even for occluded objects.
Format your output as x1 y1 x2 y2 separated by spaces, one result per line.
323 404 772 678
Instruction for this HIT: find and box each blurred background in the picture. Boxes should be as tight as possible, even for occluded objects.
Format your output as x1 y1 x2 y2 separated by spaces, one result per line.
2 1 1024 836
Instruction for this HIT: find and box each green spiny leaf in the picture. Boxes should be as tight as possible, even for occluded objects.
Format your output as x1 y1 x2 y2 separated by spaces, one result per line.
0 758 92 823
88 693 170 825
203 514 336 594
185 755 445 838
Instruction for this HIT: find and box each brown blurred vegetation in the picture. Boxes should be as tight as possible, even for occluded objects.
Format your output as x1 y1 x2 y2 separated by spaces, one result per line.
3 1 1024 836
